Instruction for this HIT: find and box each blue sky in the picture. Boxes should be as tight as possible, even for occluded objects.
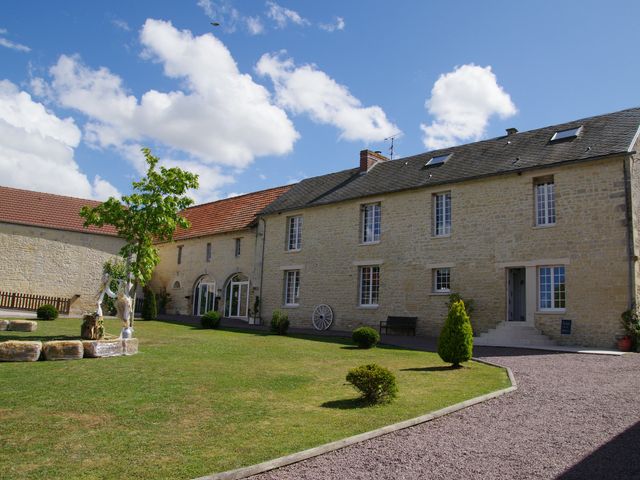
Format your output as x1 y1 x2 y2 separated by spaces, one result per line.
1 0 639 203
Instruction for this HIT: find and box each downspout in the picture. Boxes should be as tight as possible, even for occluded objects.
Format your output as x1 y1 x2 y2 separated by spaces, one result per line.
258 216 267 321
623 154 637 308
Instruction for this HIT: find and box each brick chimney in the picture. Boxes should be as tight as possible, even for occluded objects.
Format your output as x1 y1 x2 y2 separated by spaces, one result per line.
359 149 389 172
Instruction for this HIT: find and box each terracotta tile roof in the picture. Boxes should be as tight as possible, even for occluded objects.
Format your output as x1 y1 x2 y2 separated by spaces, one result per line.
173 185 291 241
0 185 118 236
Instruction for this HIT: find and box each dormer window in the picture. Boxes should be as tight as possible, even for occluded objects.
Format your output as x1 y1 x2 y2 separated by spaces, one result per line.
550 126 582 142
425 153 451 167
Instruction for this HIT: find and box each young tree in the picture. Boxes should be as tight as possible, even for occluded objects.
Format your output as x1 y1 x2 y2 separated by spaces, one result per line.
437 299 474 368
80 148 199 328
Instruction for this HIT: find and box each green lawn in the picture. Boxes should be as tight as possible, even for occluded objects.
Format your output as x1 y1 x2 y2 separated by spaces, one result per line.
0 318 510 480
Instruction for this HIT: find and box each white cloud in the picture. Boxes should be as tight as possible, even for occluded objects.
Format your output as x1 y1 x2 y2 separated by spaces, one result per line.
246 16 264 35
319 16 345 32
258 173 267 180
35 19 298 201
39 20 298 167
160 157 235 204
0 80 119 200
197 0 243 33
197 0 215 18
266 1 309 28
256 52 399 143
111 19 131 31
420 64 517 150
0 29 30 52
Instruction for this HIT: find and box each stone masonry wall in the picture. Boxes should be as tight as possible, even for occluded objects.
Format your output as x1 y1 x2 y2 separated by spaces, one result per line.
260 156 630 348
150 229 260 317
0 223 124 314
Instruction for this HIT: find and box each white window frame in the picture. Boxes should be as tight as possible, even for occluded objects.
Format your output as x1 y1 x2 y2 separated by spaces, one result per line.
286 216 303 251
535 179 556 226
433 192 451 237
433 268 451 293
538 265 566 311
283 270 300 306
359 265 380 306
361 203 381 244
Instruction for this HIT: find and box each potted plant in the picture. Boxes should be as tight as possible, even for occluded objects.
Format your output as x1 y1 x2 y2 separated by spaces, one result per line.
619 307 640 352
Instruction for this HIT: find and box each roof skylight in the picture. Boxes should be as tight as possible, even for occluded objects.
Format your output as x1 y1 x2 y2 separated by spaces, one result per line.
550 126 582 142
425 153 451 167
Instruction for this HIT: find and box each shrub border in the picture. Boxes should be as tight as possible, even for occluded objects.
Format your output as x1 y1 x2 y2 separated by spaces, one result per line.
193 358 517 480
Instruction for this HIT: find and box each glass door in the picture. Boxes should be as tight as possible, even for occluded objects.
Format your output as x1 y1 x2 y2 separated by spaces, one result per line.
225 280 249 318
193 281 215 316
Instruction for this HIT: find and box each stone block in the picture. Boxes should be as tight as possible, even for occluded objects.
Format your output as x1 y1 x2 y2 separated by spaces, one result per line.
42 340 84 361
0 341 42 362
8 320 37 332
121 337 139 356
0 319 9 331
82 339 123 358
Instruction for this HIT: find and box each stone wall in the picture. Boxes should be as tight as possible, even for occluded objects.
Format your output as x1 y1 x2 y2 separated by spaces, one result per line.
0 223 124 314
260 156 630 348
150 228 261 318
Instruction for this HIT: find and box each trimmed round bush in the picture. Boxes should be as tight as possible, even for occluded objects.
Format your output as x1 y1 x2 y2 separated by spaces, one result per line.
201 310 221 329
37 304 58 321
346 363 398 404
437 299 473 367
141 289 157 321
352 326 380 349
270 310 289 335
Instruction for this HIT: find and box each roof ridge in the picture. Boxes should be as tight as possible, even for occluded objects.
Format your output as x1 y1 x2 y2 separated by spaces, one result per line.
396 105 640 163
0 184 102 204
182 184 291 211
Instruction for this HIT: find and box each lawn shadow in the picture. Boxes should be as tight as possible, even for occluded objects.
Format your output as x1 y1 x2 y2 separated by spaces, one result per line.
340 345 361 350
321 397 366 409
401 365 458 372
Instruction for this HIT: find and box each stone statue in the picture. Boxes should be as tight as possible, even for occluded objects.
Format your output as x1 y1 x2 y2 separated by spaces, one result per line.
96 272 117 317
116 273 135 339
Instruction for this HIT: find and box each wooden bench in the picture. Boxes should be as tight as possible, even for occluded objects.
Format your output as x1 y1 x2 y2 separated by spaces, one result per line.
379 316 417 336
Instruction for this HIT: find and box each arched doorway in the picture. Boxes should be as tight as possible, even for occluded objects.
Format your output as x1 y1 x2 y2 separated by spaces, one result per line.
193 276 216 316
224 273 249 319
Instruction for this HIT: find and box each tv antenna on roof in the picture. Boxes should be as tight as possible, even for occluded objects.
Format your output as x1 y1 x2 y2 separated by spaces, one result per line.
384 133 402 160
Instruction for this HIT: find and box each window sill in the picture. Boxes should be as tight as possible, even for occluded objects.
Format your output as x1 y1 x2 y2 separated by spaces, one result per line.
282 304 299 309
432 234 451 239
285 249 301 253
533 223 556 230
359 240 381 246
536 309 566 315
358 304 379 309
429 291 451 296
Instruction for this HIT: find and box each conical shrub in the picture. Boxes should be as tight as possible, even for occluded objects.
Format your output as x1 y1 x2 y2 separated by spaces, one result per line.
437 299 473 367
142 288 157 321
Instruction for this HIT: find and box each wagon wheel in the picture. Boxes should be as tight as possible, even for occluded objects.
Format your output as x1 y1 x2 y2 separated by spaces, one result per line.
312 304 334 331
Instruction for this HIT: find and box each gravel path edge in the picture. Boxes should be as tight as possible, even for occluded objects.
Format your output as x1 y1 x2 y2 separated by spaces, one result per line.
192 359 516 480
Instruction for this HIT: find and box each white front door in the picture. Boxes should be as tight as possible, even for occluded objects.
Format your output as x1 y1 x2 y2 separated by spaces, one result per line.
193 282 215 316
225 281 249 318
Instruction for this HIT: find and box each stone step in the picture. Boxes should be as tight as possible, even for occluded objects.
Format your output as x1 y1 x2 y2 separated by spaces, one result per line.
475 322 558 348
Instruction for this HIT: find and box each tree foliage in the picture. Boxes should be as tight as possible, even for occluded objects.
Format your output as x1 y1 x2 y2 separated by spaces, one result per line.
437 299 474 367
80 148 199 324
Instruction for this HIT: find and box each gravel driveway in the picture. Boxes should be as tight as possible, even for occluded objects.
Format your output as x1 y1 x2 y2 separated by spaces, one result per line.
252 348 640 480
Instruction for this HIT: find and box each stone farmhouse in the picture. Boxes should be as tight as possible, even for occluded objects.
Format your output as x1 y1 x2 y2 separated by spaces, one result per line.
258 107 640 348
0 186 124 314
149 186 290 318
1 107 639 348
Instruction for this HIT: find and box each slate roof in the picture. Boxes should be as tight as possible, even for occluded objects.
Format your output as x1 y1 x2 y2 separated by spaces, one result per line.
0 186 118 236
261 107 640 215
172 185 291 241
